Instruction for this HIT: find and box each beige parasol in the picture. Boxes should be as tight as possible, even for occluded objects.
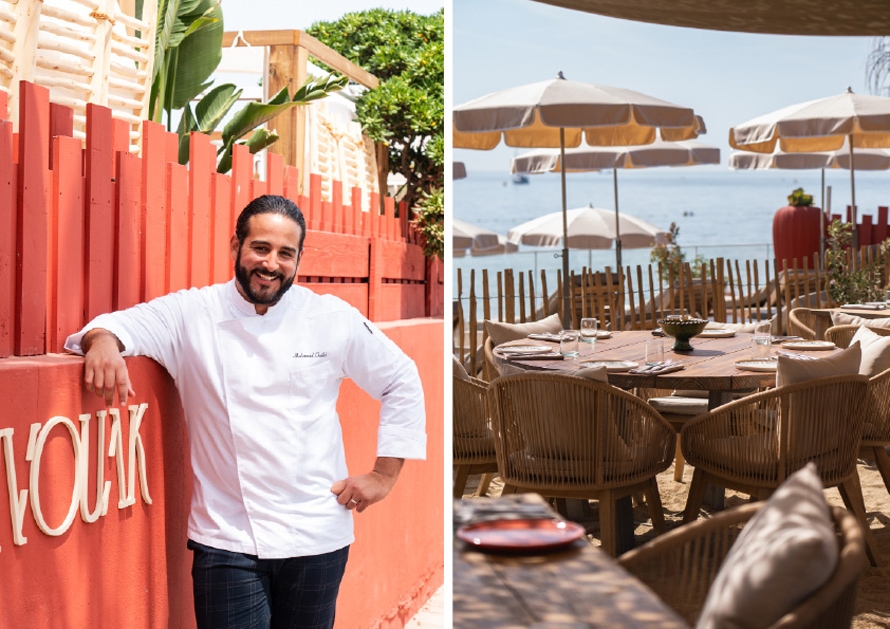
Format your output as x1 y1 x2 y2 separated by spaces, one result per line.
453 218 501 253
454 72 702 320
507 205 668 250
453 161 467 180
511 140 718 269
730 88 890 247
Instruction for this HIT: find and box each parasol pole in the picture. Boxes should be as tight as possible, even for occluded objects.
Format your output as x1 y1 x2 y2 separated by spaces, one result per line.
819 168 826 262
613 168 622 270
849 132 858 252
559 127 571 327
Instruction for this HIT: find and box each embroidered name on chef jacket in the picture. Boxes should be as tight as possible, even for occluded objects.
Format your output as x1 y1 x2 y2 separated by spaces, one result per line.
292 351 329 358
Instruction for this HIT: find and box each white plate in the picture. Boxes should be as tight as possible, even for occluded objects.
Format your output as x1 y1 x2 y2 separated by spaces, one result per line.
498 345 553 354
578 360 638 372
782 340 836 351
698 329 737 338
735 360 779 372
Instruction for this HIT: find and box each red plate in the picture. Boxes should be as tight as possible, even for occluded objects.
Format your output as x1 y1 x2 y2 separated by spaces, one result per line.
456 518 585 552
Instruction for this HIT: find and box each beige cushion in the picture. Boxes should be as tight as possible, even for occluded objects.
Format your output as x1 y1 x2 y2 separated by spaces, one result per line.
831 311 890 329
484 313 563 347
852 326 890 377
648 396 708 416
695 463 838 629
776 342 861 387
573 366 609 383
706 317 779 335
453 355 471 381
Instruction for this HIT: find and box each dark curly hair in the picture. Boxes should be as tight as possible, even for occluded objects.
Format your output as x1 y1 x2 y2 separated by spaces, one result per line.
235 195 306 252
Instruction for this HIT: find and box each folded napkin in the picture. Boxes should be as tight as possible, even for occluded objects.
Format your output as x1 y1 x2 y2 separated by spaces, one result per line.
454 496 554 528
842 303 886 310
771 335 804 343
527 333 562 342
504 352 564 361
777 350 818 361
628 362 685 375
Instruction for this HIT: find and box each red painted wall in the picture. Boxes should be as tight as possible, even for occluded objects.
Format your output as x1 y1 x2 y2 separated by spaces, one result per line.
0 319 443 629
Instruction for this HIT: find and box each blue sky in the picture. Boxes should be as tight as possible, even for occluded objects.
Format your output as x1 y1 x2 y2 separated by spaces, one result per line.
223 1 444 31
453 0 878 172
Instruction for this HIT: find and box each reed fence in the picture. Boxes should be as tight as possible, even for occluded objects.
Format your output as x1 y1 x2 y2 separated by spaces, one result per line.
454 249 890 378
1 81 441 359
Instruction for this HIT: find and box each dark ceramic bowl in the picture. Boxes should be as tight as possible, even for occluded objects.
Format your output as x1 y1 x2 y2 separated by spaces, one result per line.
657 318 708 351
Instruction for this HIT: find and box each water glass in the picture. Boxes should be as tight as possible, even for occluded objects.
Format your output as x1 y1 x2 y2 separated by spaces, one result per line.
559 330 580 358
884 289 890 305
645 339 665 366
580 318 598 344
752 321 772 359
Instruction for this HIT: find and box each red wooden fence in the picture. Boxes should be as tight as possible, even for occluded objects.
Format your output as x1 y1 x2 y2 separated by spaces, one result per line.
1 81 441 358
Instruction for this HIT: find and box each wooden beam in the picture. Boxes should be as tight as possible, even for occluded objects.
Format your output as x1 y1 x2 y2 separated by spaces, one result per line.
223 29 379 89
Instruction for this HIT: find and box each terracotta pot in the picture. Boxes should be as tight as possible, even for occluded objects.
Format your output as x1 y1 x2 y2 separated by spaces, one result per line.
773 204 822 267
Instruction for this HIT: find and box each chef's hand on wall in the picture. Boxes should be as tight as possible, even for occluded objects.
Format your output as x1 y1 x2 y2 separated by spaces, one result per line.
82 329 135 407
331 457 404 513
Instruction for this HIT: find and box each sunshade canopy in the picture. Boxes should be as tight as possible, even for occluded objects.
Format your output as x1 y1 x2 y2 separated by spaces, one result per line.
729 146 890 171
729 89 890 153
453 218 501 251
529 0 890 36
453 161 467 180
511 139 719 173
507 206 667 250
453 75 700 150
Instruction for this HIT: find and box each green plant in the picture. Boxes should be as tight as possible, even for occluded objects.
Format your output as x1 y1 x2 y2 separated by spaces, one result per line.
412 187 443 259
825 219 890 304
307 9 444 212
787 188 814 207
649 222 707 281
143 0 347 173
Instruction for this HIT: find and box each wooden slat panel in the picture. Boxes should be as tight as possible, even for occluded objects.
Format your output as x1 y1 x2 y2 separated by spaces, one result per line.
309 173 322 231
0 91 6 120
211 172 232 285
141 120 167 300
0 119 15 357
321 200 333 234
375 240 426 282
331 180 343 233
16 82 50 355
283 165 300 204
250 178 268 199
266 152 283 196
231 144 252 237
167 163 189 293
114 151 141 311
51 135 84 352
84 103 114 320
188 132 213 289
299 282 369 317
299 232 369 279
48 103 73 169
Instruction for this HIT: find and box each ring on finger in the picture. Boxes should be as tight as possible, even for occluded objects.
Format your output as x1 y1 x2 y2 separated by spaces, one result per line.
349 498 359 506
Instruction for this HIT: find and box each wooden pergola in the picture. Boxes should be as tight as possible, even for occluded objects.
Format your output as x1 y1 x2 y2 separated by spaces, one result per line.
221 29 387 203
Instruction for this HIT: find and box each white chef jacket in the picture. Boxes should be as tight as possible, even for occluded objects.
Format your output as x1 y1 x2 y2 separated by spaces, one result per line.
65 280 427 559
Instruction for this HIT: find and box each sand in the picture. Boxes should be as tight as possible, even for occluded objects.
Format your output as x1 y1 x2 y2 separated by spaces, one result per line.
459 459 890 628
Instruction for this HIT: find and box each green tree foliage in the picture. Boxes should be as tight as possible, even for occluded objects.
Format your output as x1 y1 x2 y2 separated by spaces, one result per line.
412 188 443 259
825 220 890 304
143 0 347 173
307 9 444 215
650 222 707 281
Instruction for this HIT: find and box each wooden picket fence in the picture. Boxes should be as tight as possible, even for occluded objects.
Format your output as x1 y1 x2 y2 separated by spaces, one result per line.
0 81 440 358
454 249 890 377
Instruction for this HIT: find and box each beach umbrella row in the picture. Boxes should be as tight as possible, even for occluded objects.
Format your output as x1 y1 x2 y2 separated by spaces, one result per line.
454 72 703 322
510 140 719 269
729 88 890 248
507 205 667 250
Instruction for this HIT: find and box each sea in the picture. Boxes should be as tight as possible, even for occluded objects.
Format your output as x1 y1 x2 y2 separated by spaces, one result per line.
452 167 890 316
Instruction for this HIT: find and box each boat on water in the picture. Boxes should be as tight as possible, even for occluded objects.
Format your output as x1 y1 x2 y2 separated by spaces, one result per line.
512 173 530 184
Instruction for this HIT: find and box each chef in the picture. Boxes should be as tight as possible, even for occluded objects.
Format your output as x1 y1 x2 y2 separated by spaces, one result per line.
64 194 427 629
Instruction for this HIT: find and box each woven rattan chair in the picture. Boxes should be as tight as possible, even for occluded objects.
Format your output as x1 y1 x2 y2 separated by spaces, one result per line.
488 372 676 556
680 374 881 565
788 307 832 340
862 367 890 502
453 375 499 498
826 324 890 348
618 503 865 628
482 337 499 381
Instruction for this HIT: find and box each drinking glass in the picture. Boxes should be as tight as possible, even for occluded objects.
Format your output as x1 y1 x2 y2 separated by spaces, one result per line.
645 339 665 366
884 289 890 305
752 321 772 359
559 330 580 358
580 318 598 344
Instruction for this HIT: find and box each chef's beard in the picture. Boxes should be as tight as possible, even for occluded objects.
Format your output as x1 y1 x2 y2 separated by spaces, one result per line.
234 246 296 306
